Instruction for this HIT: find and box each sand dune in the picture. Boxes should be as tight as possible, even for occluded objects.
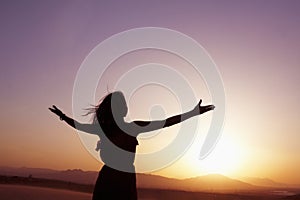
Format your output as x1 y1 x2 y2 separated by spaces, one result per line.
0 184 91 200
2 184 296 200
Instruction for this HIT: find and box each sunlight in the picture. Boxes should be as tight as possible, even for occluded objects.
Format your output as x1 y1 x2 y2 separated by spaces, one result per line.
161 133 246 180
199 136 242 176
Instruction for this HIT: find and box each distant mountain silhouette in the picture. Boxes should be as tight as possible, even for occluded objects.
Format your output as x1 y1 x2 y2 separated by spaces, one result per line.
241 177 289 188
0 166 96 184
0 166 299 192
183 174 257 191
138 173 257 192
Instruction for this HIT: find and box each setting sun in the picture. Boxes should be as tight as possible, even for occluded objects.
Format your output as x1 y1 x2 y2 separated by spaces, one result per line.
1 1 300 199
172 134 246 178
199 136 242 175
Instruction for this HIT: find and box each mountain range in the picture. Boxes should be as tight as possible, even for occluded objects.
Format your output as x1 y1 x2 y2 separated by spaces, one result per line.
0 166 298 193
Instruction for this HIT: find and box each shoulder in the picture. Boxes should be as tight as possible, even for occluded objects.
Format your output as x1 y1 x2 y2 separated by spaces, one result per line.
124 121 144 137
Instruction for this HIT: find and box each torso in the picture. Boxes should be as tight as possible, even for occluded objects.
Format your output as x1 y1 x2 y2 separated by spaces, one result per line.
98 122 139 169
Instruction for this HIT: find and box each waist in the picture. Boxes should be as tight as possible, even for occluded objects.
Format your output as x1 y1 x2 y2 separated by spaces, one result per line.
102 164 135 172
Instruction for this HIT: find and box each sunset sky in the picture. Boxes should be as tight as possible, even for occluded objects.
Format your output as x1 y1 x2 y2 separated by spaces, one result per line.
1 1 300 185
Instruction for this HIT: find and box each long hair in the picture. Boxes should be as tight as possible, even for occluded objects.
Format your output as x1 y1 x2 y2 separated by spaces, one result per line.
85 91 127 134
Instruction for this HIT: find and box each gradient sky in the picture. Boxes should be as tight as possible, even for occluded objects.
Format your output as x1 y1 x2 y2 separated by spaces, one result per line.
1 0 300 185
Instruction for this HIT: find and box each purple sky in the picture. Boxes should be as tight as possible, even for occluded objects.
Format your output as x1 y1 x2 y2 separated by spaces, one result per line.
1 0 300 184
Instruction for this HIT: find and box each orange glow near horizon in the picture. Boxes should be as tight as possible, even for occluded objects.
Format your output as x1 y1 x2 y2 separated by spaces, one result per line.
197 136 243 176
1 0 300 187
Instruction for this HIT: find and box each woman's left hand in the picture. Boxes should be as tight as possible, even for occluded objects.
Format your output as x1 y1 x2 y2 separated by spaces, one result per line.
194 100 215 114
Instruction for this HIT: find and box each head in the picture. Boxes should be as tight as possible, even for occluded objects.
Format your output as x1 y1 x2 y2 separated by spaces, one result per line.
93 91 128 126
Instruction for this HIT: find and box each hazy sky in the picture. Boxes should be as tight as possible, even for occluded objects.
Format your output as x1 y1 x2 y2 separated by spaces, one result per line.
1 0 300 185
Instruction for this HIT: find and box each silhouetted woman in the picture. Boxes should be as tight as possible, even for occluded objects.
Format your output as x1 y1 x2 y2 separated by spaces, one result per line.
49 91 214 200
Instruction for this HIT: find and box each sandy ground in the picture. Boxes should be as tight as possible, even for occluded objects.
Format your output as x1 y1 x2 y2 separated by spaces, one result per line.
0 184 151 200
0 184 92 200
0 184 289 200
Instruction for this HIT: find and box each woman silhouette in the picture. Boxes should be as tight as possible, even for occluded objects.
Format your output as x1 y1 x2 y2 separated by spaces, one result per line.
49 91 214 200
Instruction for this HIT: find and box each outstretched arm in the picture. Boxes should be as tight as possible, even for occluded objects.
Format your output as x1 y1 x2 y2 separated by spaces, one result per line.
132 100 215 133
49 105 98 135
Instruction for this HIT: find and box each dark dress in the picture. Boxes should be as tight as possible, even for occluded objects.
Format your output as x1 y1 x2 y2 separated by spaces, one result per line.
92 165 137 200
92 124 139 200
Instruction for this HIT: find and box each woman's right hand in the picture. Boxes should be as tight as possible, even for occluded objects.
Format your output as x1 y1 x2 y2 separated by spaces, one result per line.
49 105 64 118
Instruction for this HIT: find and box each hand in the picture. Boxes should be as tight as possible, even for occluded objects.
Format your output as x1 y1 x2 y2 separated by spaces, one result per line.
194 100 215 114
49 105 65 118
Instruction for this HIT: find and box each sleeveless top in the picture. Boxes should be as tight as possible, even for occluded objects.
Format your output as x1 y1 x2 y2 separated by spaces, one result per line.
95 123 139 171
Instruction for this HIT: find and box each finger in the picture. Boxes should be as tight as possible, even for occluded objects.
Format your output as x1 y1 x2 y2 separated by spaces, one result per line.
53 105 58 110
199 99 202 105
206 105 214 110
202 105 214 111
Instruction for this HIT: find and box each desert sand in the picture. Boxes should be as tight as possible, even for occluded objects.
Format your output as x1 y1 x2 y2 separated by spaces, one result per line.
0 184 91 200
